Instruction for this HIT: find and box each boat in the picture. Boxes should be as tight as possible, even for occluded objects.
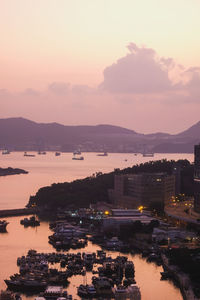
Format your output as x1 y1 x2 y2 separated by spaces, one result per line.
97 152 108 156
113 284 141 299
24 152 35 157
38 151 46 155
142 153 154 157
73 150 81 155
0 220 9 232
113 285 128 297
72 156 84 160
127 284 141 300
93 277 113 297
55 152 61 156
77 284 96 298
44 286 63 300
125 261 135 278
4 278 47 292
20 216 40 227
2 149 10 155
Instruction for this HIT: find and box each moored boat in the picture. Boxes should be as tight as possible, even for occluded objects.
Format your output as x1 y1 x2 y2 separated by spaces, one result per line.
2 149 10 155
38 151 46 155
77 284 96 298
0 220 9 232
97 152 108 156
142 153 154 157
4 278 47 292
72 156 84 160
24 152 35 157
73 150 81 155
20 216 40 227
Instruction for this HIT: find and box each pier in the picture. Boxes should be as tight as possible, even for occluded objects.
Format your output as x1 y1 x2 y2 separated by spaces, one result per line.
0 208 38 218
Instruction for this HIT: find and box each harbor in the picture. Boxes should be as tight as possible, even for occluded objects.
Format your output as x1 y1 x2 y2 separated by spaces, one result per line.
0 152 193 299
0 215 183 300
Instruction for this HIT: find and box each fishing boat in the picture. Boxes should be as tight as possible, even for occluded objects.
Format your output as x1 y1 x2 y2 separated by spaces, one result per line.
20 216 40 227
44 286 63 299
0 220 9 232
55 152 61 156
77 284 96 297
4 278 47 292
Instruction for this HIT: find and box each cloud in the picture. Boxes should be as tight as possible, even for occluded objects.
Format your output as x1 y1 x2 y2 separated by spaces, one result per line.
48 81 70 95
100 43 177 94
71 84 94 95
22 88 40 97
182 67 200 99
1 43 200 133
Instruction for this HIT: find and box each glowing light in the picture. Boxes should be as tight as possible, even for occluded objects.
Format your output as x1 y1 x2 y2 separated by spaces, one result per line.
138 206 144 212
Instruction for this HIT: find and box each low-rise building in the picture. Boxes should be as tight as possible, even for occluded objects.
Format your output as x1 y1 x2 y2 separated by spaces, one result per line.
152 227 196 243
102 209 155 231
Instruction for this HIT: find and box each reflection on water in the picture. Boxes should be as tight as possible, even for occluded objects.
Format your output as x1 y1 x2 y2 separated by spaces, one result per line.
0 152 193 209
0 217 183 300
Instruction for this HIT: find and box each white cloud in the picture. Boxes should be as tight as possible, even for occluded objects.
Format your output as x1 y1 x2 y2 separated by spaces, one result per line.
100 43 175 93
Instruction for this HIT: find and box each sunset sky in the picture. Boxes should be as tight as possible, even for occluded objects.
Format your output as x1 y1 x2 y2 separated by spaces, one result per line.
1 0 200 133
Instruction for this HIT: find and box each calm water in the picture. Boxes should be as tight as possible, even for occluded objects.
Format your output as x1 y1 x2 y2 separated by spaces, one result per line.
0 216 183 300
0 152 193 299
0 151 193 209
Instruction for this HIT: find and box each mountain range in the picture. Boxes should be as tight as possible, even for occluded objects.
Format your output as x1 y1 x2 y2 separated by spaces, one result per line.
0 117 199 153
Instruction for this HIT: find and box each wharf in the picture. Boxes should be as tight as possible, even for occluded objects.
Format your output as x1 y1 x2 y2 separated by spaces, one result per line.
0 208 38 218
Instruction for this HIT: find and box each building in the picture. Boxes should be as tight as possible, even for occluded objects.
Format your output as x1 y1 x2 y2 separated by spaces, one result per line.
172 164 181 195
194 144 200 213
152 227 196 243
103 209 155 231
109 173 175 210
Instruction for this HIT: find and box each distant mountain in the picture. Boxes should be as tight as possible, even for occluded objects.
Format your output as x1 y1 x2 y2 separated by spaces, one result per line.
0 117 199 153
0 117 139 152
177 121 200 139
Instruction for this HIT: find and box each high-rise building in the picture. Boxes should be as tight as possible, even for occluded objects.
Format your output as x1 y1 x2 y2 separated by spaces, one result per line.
108 173 175 210
194 144 200 212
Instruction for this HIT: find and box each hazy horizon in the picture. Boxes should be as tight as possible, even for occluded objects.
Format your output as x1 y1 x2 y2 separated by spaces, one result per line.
1 0 200 134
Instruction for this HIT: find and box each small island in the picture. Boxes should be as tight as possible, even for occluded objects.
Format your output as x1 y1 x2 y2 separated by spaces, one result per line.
0 167 28 176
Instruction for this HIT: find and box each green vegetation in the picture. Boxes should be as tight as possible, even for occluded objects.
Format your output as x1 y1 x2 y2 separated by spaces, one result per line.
28 159 194 210
0 167 28 176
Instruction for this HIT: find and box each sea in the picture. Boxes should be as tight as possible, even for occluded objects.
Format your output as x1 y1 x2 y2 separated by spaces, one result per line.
0 152 194 299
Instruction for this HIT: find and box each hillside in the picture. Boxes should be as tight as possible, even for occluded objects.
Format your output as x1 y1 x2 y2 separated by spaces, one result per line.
0 117 139 152
177 121 200 139
0 117 199 153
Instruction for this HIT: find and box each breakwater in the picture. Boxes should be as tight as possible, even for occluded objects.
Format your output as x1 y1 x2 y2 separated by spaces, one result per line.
0 208 38 218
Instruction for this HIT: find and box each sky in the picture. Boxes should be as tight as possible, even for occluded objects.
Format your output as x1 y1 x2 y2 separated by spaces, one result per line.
1 0 200 134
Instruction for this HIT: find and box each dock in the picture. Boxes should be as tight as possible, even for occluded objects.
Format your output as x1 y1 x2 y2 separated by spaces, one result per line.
0 208 38 218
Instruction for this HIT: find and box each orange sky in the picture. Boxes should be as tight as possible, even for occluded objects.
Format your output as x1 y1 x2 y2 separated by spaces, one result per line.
1 0 200 133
